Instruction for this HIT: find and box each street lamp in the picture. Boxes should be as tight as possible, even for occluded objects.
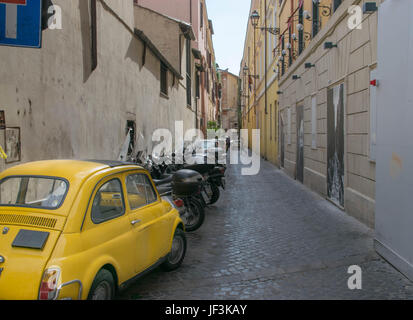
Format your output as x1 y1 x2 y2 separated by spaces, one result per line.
250 9 279 35
249 10 260 118
243 65 249 76
243 65 259 79
250 10 260 28
250 3 275 160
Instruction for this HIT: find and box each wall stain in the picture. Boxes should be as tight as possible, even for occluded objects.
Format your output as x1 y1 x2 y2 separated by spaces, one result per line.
390 153 403 179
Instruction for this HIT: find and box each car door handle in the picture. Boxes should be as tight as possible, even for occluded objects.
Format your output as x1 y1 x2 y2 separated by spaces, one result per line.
131 220 141 226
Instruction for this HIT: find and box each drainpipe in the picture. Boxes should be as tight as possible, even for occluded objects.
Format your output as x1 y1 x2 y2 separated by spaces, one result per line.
264 0 268 160
196 71 199 130
190 0 192 24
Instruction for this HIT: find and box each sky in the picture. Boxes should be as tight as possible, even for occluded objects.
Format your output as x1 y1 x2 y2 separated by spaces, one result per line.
206 0 251 76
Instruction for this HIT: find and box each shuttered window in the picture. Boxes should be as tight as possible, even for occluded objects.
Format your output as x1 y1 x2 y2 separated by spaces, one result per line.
312 1 319 37
160 62 168 96
333 0 343 12
186 39 192 106
195 73 200 98
298 4 304 54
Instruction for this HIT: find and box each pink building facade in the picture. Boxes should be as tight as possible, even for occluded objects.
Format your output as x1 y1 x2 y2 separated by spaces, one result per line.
135 0 217 134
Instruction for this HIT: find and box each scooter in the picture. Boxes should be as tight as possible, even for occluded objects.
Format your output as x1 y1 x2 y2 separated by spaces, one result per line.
153 153 227 206
154 169 206 232
181 153 226 206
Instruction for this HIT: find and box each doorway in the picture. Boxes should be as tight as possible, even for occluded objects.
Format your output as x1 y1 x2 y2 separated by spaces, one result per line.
126 120 136 158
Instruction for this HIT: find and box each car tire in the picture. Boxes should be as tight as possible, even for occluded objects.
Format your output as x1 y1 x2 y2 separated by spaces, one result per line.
209 184 220 205
183 198 205 232
87 269 115 300
161 228 187 272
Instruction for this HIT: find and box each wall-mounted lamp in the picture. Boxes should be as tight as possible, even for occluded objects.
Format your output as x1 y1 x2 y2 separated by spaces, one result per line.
292 30 312 42
243 65 249 76
278 61 287 68
305 62 315 69
324 42 338 49
243 64 259 79
303 10 312 20
311 0 332 17
363 2 378 13
250 10 260 28
250 10 280 34
292 75 301 80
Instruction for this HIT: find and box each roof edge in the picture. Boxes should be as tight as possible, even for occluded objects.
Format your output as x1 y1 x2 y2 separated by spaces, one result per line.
134 28 184 80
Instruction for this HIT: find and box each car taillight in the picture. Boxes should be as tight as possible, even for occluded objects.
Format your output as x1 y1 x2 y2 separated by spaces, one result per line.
174 199 184 208
220 167 226 174
39 268 60 300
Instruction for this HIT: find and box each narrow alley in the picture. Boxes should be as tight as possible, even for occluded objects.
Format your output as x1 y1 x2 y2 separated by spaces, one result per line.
119 158 413 300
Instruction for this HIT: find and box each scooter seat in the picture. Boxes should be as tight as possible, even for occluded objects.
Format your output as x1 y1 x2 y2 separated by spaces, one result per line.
153 175 173 186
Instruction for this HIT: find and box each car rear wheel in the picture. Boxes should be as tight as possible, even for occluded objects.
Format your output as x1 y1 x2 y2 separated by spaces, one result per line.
87 269 115 300
161 228 187 272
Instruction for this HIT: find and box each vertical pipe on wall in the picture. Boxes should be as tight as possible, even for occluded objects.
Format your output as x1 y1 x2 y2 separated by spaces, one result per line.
264 0 268 159
91 0 97 71
189 0 192 24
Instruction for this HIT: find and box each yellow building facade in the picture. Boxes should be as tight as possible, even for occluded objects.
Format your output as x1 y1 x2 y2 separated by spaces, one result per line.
276 0 380 228
276 0 332 78
240 0 280 166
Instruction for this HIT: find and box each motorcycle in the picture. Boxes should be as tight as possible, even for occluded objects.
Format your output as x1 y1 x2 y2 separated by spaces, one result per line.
138 148 226 209
180 153 226 206
132 144 207 232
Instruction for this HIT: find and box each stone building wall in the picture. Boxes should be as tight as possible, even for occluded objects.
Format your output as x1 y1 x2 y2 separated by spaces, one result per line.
0 0 195 170
278 0 382 227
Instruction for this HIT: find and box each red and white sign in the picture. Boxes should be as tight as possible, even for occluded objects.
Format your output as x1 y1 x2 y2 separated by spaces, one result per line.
0 0 26 5
1 0 26 39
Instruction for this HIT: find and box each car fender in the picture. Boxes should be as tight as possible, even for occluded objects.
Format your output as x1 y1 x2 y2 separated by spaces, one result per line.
167 216 185 251
79 255 121 300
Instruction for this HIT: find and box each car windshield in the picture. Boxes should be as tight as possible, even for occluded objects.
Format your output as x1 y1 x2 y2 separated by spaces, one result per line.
0 176 68 209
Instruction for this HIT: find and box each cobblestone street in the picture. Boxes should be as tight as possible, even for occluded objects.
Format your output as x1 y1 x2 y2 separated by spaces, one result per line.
118 158 413 300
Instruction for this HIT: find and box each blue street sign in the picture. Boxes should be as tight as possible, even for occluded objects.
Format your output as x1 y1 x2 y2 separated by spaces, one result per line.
0 0 42 48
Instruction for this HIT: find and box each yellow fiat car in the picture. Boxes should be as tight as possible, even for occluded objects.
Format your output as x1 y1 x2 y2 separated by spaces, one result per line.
0 160 186 300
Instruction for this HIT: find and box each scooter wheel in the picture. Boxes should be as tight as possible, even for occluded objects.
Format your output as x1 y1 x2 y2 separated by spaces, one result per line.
209 184 220 205
183 199 205 232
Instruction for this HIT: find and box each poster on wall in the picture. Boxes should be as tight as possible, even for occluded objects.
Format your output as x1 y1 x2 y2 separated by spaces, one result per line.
279 112 285 168
327 83 345 207
296 105 304 183
5 127 21 163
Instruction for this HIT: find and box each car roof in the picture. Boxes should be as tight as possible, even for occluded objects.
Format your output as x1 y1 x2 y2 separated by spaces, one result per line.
83 160 138 168
0 160 144 182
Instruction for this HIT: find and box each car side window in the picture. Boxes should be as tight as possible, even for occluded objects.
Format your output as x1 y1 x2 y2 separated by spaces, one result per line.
91 179 125 224
126 174 158 210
